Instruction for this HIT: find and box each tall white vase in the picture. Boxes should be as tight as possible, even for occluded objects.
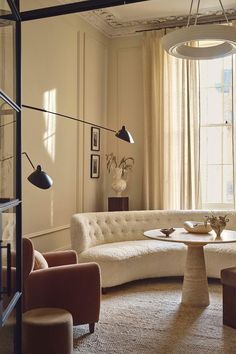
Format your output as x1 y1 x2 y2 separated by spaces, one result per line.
111 167 127 197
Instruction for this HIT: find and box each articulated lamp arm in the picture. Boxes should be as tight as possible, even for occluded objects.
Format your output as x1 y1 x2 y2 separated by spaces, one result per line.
22 104 134 144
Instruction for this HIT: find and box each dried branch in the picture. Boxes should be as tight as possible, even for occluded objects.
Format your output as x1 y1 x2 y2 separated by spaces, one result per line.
106 153 134 176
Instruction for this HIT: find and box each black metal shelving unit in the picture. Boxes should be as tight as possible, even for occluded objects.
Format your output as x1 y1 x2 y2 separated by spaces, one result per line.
0 1 21 353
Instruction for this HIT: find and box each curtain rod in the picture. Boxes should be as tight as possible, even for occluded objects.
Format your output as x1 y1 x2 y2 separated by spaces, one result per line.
136 12 236 33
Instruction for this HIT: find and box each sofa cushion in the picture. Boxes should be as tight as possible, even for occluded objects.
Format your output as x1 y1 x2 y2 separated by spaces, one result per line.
204 243 236 278
78 240 187 287
34 250 48 270
79 240 185 260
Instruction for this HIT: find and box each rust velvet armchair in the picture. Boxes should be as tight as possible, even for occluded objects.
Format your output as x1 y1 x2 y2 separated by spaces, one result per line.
22 238 101 333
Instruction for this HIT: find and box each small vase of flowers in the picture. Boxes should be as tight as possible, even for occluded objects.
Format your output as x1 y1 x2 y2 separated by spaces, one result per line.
106 153 134 196
204 213 229 239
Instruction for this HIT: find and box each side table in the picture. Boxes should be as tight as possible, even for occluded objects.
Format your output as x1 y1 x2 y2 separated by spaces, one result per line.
144 228 236 307
108 197 129 211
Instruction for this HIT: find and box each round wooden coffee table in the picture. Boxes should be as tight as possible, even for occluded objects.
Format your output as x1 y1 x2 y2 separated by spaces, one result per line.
144 228 236 307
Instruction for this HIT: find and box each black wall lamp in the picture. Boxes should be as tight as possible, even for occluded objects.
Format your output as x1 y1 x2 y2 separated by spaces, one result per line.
1 152 53 190
22 105 134 144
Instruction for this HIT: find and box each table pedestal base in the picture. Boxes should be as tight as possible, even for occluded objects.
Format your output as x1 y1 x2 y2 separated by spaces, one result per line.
181 245 209 307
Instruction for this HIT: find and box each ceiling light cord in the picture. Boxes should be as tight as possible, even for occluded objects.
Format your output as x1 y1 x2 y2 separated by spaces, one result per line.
187 0 229 27
194 0 201 25
187 0 194 27
219 0 229 23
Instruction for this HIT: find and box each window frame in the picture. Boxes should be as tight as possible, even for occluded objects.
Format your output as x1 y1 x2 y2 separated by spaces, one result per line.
199 55 234 210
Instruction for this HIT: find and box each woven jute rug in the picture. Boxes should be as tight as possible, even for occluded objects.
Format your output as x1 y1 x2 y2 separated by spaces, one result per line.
73 278 236 354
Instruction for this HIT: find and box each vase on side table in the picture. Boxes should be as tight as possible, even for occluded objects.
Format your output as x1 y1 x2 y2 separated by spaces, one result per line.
111 167 127 197
205 214 229 239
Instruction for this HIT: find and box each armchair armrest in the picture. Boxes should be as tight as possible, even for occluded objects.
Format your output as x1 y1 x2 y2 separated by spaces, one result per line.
25 262 101 326
42 250 78 267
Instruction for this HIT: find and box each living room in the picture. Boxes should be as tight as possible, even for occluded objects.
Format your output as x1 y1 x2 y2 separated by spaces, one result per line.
1 0 236 353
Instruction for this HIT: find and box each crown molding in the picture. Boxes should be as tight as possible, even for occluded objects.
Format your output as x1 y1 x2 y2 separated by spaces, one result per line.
80 8 236 37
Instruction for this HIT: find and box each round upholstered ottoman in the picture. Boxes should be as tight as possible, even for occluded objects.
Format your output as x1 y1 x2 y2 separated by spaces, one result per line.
22 308 73 354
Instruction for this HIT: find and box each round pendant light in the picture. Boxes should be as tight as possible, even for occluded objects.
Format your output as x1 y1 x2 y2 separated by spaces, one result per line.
161 0 236 60
161 24 236 60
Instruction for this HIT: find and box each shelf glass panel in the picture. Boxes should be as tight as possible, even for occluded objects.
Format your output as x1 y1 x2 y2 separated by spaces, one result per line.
0 9 16 104
0 97 16 201
0 205 17 311
0 2 20 354
0 0 11 15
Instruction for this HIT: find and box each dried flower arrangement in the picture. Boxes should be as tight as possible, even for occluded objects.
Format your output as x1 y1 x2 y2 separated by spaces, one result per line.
204 213 229 238
106 153 134 177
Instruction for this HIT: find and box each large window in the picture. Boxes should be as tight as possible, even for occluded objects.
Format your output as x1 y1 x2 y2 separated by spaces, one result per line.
199 56 234 209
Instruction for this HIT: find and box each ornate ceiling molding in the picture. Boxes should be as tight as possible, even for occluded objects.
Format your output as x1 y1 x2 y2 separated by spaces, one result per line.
80 8 236 37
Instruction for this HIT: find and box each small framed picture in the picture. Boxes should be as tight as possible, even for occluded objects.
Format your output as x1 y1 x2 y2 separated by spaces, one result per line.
90 154 100 178
91 127 100 151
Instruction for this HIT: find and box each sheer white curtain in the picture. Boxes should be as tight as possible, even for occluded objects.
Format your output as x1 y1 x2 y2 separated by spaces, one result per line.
143 30 201 210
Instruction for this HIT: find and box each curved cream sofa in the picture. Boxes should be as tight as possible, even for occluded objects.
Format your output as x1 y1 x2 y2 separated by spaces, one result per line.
70 210 236 288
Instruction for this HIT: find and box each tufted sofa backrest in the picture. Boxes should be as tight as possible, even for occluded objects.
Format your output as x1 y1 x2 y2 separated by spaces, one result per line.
71 210 236 254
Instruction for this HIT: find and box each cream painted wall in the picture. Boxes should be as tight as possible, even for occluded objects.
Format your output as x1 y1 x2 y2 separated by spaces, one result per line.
22 14 78 251
22 2 109 251
107 35 144 211
21 1 144 251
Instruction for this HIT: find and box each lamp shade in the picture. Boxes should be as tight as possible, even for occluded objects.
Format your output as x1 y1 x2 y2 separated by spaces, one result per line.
27 165 53 190
115 126 134 143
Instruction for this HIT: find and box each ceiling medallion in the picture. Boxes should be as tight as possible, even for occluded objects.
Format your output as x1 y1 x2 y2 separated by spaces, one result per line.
161 0 236 60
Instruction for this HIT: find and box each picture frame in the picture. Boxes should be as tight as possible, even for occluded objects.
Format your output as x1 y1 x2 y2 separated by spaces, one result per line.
90 154 100 178
91 127 100 151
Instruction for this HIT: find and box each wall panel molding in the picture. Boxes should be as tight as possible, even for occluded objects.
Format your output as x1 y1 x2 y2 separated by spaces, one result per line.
24 224 70 239
82 31 109 212
107 37 144 210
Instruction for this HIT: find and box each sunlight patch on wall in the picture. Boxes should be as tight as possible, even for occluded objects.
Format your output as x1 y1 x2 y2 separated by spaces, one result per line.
50 190 54 227
43 89 57 162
